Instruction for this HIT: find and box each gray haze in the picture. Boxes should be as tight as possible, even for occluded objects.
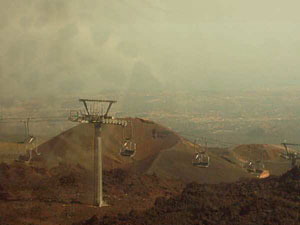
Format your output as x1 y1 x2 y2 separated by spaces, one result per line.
1 0 300 98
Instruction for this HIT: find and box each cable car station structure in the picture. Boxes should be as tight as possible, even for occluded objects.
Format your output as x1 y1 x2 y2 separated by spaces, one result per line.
68 99 128 207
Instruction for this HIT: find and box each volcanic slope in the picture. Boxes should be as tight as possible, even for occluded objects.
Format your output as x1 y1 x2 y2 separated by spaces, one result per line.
0 142 26 163
78 166 300 225
35 118 179 171
34 118 252 183
146 138 252 183
229 144 293 175
232 144 286 162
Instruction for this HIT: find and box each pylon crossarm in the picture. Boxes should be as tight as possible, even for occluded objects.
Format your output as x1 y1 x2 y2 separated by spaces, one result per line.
68 113 127 126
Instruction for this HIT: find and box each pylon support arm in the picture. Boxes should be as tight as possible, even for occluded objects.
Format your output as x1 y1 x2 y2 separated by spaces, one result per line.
82 101 90 115
105 102 113 117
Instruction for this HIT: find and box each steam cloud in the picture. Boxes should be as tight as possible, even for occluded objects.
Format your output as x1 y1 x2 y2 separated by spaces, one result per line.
0 0 300 101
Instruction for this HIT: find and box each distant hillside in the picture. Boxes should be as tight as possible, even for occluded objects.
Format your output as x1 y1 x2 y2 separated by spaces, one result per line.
231 144 292 175
232 144 285 162
29 118 256 183
35 118 179 171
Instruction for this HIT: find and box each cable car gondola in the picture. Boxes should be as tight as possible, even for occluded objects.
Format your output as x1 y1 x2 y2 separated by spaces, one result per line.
192 151 210 168
245 160 264 173
120 140 136 157
244 160 269 178
120 120 136 158
192 138 210 168
16 118 40 163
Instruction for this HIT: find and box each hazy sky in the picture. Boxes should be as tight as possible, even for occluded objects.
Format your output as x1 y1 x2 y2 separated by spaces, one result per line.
1 0 300 98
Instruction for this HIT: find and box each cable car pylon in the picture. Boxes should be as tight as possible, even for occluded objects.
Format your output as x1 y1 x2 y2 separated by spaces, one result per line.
68 99 128 207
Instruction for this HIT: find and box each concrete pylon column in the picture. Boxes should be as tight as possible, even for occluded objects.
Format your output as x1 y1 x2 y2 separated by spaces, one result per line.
94 123 103 207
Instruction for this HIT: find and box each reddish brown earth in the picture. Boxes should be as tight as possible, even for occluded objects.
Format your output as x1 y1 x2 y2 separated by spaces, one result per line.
231 144 293 176
1 118 297 225
31 118 255 183
34 118 180 171
0 162 183 225
1 161 299 225
77 166 300 225
146 139 253 183
232 144 286 162
0 142 26 163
